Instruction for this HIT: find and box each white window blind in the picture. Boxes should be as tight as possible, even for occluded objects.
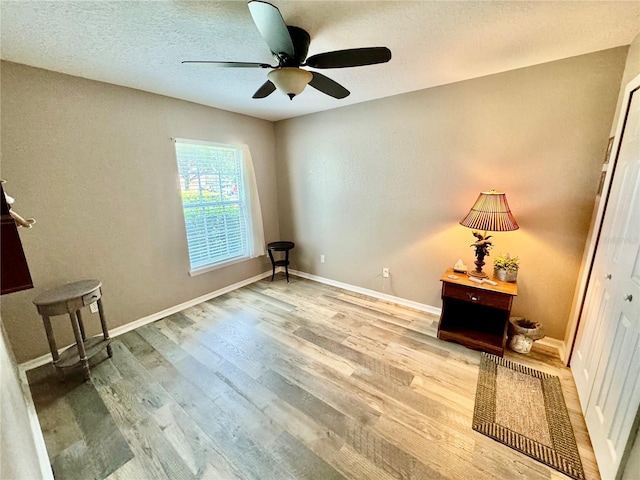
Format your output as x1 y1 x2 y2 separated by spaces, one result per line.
174 139 249 272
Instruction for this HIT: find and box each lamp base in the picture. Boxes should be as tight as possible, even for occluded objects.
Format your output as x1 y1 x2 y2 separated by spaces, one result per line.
469 255 488 279
468 269 488 279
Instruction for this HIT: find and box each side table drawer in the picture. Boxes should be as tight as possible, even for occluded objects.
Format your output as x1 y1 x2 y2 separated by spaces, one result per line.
442 282 511 310
82 288 101 306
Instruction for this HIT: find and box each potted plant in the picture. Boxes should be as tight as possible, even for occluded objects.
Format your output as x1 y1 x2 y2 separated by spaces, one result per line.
508 317 545 354
493 253 519 282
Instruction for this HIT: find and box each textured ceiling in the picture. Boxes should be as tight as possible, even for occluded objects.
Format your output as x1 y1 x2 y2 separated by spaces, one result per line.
1 1 639 121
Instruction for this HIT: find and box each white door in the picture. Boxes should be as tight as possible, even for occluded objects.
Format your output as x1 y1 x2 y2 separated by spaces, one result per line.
571 76 640 480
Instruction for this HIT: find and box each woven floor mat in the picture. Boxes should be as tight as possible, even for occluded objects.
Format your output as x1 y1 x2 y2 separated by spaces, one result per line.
473 353 585 480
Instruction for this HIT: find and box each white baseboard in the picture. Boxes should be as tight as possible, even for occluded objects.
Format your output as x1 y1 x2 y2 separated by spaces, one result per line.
19 269 276 372
289 269 442 316
537 337 566 362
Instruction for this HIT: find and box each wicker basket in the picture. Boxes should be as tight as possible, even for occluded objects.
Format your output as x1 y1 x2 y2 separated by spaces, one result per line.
508 317 544 354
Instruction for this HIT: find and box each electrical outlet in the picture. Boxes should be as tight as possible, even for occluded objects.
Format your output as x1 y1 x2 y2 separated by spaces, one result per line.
320 254 325 263
89 302 99 314
382 267 390 278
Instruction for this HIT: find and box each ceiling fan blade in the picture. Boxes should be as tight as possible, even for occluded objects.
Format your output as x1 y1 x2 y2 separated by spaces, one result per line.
309 72 350 99
287 26 311 65
252 80 276 99
248 1 294 58
305 47 391 69
182 61 272 68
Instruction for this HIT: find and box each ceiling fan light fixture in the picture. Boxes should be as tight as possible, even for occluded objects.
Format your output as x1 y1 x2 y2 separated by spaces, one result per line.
268 67 313 99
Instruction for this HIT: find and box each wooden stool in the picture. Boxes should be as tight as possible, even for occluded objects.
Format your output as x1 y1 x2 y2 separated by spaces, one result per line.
33 279 112 380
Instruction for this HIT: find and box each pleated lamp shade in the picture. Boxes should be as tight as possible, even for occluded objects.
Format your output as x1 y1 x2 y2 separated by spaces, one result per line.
459 190 519 232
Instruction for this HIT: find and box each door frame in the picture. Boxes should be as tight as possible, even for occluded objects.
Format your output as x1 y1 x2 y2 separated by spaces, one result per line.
564 72 640 366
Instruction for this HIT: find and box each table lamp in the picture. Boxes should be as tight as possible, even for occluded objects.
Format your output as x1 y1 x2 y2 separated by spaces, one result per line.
459 190 519 278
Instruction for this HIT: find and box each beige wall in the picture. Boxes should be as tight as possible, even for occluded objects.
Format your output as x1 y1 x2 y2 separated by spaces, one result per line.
275 47 627 340
0 61 279 363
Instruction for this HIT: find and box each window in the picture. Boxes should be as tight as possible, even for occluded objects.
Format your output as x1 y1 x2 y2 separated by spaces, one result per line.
174 139 265 274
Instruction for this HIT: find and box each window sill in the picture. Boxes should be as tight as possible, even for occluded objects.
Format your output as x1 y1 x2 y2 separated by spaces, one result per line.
189 256 249 277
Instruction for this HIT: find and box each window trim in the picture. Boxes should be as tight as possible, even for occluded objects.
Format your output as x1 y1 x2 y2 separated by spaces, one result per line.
188 256 248 277
173 137 251 273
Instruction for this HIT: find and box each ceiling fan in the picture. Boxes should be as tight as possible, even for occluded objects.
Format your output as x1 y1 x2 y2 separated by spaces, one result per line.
182 0 392 100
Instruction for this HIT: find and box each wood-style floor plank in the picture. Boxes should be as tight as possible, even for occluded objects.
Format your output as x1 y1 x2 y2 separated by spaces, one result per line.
51 440 96 480
64 378 134 478
28 275 600 479
27 366 85 460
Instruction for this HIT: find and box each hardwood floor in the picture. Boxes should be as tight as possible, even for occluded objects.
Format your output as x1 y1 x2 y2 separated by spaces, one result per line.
27 275 600 480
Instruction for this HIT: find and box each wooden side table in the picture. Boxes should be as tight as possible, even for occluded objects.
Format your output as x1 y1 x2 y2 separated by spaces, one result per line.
437 268 517 357
33 279 112 380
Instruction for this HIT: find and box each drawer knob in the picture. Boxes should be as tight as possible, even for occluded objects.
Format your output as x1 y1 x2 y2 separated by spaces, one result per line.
468 293 480 302
624 294 633 302
605 274 612 280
